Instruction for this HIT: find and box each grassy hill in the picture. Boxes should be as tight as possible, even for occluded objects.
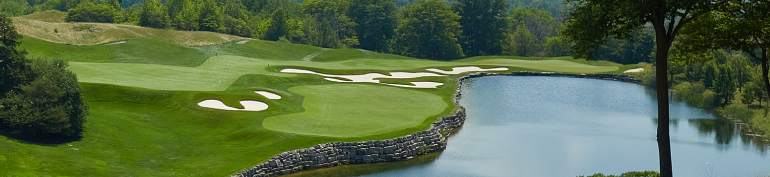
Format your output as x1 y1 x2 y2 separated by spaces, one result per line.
1 13 628 177
12 11 246 46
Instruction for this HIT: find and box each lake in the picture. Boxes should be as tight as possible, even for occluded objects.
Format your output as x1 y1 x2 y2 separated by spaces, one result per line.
289 76 770 177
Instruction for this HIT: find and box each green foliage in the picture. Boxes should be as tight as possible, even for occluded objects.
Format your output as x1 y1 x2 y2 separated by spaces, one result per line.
169 0 199 30
702 62 717 88
723 104 754 122
301 0 358 48
455 0 508 56
0 13 32 98
0 0 35 16
590 27 655 64
0 59 89 140
543 36 571 57
578 171 660 177
713 64 736 106
138 0 170 28
198 0 224 32
65 2 120 23
391 0 464 60
505 24 537 57
265 8 290 41
349 0 397 52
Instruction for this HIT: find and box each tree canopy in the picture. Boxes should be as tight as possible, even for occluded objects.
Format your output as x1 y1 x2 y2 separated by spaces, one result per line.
562 0 723 176
391 0 464 60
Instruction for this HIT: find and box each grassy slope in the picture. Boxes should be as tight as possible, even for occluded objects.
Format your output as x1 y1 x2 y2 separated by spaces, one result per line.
12 11 245 46
3 17 629 176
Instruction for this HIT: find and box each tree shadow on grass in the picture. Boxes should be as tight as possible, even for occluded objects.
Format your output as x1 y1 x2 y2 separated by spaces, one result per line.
0 126 83 145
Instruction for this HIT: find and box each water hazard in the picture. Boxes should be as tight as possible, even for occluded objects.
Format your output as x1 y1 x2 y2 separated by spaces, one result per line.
289 76 770 177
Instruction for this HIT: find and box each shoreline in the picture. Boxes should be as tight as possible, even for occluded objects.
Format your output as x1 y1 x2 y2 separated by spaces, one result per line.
232 71 642 177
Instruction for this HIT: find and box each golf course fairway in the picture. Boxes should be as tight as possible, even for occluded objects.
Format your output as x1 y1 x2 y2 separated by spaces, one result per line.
0 14 637 177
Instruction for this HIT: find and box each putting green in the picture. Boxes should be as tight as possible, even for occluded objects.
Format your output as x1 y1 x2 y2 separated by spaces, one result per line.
262 84 447 137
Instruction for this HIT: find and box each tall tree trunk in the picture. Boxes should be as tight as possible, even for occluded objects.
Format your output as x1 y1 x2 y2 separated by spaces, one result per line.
760 49 770 104
655 35 673 177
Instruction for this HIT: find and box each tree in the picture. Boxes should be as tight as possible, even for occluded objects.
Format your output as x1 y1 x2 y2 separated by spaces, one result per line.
349 0 397 52
505 24 537 57
713 64 736 105
1 59 89 140
265 8 290 41
0 13 31 98
138 0 170 28
172 0 200 31
562 0 722 176
679 0 770 105
391 0 464 60
302 0 359 48
454 0 508 56
543 36 571 57
65 2 120 23
0 14 88 141
198 0 224 32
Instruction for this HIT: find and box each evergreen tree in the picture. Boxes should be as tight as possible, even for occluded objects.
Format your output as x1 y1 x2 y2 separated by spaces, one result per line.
455 0 508 56
0 13 31 98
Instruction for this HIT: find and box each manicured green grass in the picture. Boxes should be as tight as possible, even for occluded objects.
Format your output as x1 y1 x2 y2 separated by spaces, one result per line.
3 33 631 176
67 55 618 91
194 40 322 61
263 84 447 137
22 37 210 67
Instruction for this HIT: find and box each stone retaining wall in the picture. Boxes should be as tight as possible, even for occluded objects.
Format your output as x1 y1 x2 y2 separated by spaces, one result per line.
233 71 637 177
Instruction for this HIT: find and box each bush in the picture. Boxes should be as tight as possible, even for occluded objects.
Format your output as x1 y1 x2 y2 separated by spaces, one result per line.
65 2 119 23
0 59 88 141
723 105 754 122
702 90 718 108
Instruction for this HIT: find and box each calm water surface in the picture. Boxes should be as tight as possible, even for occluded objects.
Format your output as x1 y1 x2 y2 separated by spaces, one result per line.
293 76 770 177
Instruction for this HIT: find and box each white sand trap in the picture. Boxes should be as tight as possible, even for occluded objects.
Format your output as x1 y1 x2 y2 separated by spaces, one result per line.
281 69 447 88
105 41 126 45
426 66 508 74
254 91 281 99
383 82 444 88
281 69 445 83
623 68 645 73
235 40 250 44
197 99 268 111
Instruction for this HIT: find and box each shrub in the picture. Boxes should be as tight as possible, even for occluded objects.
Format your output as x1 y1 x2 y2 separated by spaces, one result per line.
0 59 89 141
723 105 754 122
65 2 119 23
702 90 718 108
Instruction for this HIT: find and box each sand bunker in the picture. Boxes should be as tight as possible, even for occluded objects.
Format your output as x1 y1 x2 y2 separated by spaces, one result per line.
254 91 281 99
197 99 268 111
623 68 644 73
383 82 444 88
426 66 508 74
235 40 250 44
281 69 445 88
105 41 126 45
